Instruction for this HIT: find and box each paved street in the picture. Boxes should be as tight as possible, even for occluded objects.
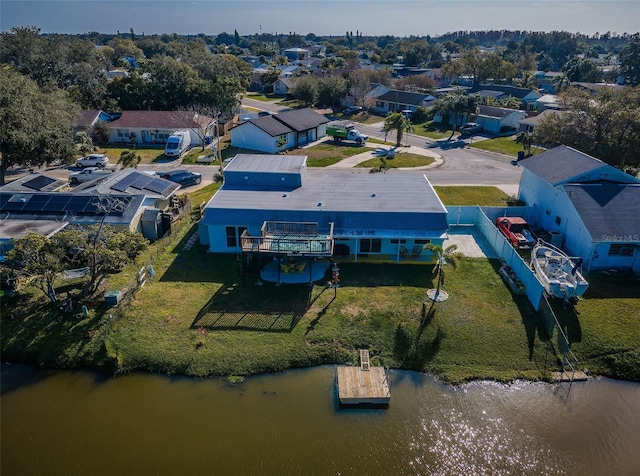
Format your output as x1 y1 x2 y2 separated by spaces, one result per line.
4 101 523 195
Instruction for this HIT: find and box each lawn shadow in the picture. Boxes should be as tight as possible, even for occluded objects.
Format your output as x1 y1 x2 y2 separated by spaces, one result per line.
160 249 238 283
337 263 432 288
191 281 313 332
582 271 640 299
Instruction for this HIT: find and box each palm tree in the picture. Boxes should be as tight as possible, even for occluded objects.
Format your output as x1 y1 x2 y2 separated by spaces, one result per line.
382 112 410 147
515 131 533 156
431 90 480 140
552 73 571 93
424 243 458 295
516 72 538 90
118 149 141 169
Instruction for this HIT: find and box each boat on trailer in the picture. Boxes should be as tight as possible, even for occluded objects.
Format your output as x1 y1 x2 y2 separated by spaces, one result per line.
531 240 589 301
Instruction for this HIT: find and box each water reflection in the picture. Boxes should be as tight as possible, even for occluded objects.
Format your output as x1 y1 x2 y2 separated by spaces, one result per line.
1 364 639 476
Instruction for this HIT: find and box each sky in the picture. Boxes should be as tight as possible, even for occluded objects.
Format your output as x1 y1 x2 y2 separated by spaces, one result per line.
1 0 639 37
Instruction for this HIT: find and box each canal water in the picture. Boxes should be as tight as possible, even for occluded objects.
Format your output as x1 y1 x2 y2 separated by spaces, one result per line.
2 364 639 476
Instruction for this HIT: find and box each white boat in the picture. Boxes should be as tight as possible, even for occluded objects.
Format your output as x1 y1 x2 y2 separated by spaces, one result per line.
531 240 589 300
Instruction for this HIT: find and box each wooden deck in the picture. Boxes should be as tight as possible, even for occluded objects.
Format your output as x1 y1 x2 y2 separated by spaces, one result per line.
552 370 588 382
337 350 390 405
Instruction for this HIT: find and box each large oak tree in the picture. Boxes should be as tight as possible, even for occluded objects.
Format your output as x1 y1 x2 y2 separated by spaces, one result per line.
0 67 78 185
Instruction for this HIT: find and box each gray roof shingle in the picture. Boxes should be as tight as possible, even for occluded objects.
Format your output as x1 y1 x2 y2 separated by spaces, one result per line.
518 145 607 185
564 183 640 241
272 108 329 132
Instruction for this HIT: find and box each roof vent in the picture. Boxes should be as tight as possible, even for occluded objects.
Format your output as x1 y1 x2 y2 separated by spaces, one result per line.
317 202 322 206
371 193 376 197
282 193 287 198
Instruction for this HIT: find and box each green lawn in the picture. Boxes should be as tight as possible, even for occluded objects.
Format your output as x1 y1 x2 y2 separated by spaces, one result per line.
434 186 510 206
355 153 435 169
244 93 283 102
469 136 544 157
289 142 370 167
96 146 166 164
3 209 638 384
411 121 459 140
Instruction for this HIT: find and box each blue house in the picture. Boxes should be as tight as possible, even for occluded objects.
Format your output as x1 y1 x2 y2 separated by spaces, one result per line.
199 154 449 282
518 146 640 273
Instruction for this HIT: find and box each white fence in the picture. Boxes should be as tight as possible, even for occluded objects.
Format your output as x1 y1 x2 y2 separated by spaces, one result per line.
447 206 545 310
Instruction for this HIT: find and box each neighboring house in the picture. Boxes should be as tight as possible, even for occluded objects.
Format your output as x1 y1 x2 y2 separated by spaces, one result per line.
518 145 640 273
198 154 449 267
533 71 565 94
230 108 329 153
471 84 541 110
518 110 566 133
0 168 183 249
107 111 215 147
1 173 67 193
272 77 296 96
284 48 309 61
74 109 113 137
342 83 389 108
475 105 526 134
371 89 437 115
534 94 561 112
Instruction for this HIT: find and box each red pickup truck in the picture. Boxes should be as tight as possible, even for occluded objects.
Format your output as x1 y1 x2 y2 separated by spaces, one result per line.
496 216 536 249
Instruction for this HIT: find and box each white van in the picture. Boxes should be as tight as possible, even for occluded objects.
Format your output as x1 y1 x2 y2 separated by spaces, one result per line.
164 130 191 158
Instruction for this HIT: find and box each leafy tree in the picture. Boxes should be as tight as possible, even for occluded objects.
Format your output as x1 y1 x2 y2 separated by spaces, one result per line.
76 132 95 156
109 37 145 62
289 75 318 106
92 121 111 146
562 57 602 83
145 55 201 109
260 66 282 90
619 33 640 86
3 232 68 303
430 90 480 140
56 206 148 298
316 75 348 109
118 149 141 168
348 69 371 109
0 68 78 185
532 87 640 171
382 112 410 147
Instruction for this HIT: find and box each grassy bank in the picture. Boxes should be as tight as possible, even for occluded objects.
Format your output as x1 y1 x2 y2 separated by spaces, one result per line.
2 180 639 384
3 224 638 383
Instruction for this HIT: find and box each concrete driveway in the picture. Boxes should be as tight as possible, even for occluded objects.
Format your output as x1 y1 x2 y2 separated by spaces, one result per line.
444 226 498 259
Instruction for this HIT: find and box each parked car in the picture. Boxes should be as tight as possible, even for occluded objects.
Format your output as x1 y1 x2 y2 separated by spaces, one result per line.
76 153 109 168
158 169 202 187
343 106 363 116
496 216 536 249
459 122 483 135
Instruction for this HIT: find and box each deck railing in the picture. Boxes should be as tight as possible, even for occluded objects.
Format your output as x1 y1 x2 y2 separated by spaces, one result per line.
241 221 334 256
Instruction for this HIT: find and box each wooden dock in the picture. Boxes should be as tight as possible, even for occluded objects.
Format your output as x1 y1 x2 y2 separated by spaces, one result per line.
552 370 589 382
336 350 390 405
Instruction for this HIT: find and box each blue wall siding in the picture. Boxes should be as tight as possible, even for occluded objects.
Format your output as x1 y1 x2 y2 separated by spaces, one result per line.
202 208 448 234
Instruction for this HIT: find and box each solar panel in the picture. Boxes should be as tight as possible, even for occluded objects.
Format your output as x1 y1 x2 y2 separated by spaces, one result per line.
43 195 71 211
22 194 51 211
2 199 27 211
67 196 90 212
111 174 138 192
23 175 56 191
129 175 154 190
147 178 173 195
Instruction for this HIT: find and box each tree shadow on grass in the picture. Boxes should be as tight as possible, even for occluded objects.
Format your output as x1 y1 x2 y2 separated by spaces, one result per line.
191 281 313 332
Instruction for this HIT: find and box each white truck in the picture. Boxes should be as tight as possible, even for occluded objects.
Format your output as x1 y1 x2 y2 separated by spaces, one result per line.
164 130 192 158
326 121 368 145
68 167 114 184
